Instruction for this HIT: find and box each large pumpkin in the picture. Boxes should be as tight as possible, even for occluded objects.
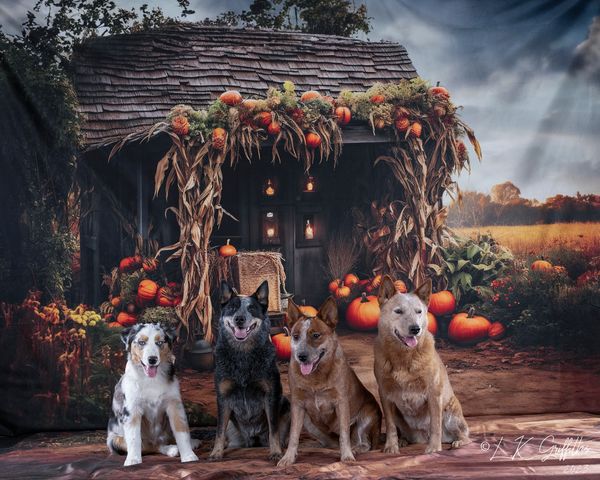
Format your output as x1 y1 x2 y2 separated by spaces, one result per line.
272 332 291 361
429 290 456 316
343 273 359 288
346 293 380 330
448 308 491 345
427 312 438 336
219 239 237 257
219 90 243 106
531 259 553 272
117 311 137 327
488 322 506 340
137 279 159 303
335 106 351 125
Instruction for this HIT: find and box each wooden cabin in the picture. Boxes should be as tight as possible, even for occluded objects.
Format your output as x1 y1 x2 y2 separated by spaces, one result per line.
72 25 417 307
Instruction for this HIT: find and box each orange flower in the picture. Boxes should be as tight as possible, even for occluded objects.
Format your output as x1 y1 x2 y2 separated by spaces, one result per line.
171 115 190 136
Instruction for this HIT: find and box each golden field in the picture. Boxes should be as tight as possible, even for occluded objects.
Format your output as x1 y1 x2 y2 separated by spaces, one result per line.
453 222 600 256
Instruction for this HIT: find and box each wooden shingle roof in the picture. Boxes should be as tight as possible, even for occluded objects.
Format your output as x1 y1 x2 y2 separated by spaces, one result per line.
71 24 417 148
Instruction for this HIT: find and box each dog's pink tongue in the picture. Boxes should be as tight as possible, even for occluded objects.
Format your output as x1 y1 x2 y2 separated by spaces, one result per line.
145 365 158 378
234 327 248 340
403 336 418 348
300 362 315 376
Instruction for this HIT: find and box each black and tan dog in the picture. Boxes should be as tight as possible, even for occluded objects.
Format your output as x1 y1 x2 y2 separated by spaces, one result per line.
209 281 289 461
374 276 470 455
278 297 381 466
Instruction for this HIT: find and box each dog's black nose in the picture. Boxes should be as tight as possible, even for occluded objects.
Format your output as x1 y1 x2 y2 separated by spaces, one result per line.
408 325 421 336
234 316 245 327
297 353 308 363
147 356 158 365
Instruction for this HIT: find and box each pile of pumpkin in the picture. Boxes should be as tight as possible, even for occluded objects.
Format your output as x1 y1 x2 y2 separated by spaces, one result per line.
100 255 182 328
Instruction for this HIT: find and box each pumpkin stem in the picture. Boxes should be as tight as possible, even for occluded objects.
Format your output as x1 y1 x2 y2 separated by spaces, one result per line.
360 292 369 303
467 306 476 318
436 81 440 86
302 299 307 306
226 238 230 245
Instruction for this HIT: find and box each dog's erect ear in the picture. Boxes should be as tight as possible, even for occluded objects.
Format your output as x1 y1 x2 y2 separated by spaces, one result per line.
414 278 432 306
252 280 269 310
378 275 397 305
120 325 139 351
163 324 177 346
220 281 236 305
317 297 338 330
287 298 304 327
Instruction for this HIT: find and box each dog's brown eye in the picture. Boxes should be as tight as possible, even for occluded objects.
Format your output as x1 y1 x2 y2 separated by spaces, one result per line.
394 308 404 315
312 332 321 339
292 334 299 341
415 309 422 314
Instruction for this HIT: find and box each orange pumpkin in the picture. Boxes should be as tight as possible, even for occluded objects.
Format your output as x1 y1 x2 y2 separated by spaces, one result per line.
448 308 491 345
346 293 380 331
156 287 175 307
267 121 281 135
335 285 351 299
119 256 139 273
370 94 385 104
256 111 272 127
410 122 422 138
427 312 438 336
219 239 237 257
117 312 137 327
344 273 359 288
108 321 122 328
371 275 382 288
429 84 450 99
305 132 322 149
395 117 410 131
110 296 121 308
301 90 321 102
531 259 553 272
328 279 341 294
137 279 159 303
219 90 243 106
335 106 351 125
488 322 506 340
142 258 158 273
394 280 408 293
429 290 456 316
272 332 292 361
299 301 318 317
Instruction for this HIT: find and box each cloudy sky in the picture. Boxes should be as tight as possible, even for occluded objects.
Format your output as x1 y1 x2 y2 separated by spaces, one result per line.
1 0 599 200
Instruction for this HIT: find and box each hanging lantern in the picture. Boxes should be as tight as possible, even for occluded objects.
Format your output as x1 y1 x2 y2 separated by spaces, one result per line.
264 178 276 197
304 175 316 193
263 211 280 244
304 219 314 240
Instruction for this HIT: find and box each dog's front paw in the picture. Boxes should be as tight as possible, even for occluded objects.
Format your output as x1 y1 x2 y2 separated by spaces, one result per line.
340 451 356 463
383 442 399 454
123 455 142 467
269 451 283 462
451 437 471 449
181 452 199 463
208 450 224 462
425 443 442 454
398 437 409 448
277 452 296 467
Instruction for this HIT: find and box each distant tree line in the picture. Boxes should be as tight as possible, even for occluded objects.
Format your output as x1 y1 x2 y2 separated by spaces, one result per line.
447 182 600 227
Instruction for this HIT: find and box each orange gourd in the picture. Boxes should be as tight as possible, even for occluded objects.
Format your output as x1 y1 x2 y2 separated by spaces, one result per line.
110 296 121 308
256 111 272 126
335 106 351 125
346 293 380 331
429 290 456 316
301 90 321 102
370 94 385 104
299 301 318 318
305 132 322 149
427 312 438 335
137 279 159 303
488 322 506 340
117 312 137 327
344 273 359 288
119 256 139 273
531 259 553 272
219 90 243 106
429 84 450 99
219 239 237 257
394 280 408 293
267 121 281 135
272 331 292 361
448 308 491 345
328 279 341 294
335 285 351 299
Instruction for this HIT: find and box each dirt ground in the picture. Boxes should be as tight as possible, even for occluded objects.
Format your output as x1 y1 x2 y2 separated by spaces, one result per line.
180 330 600 419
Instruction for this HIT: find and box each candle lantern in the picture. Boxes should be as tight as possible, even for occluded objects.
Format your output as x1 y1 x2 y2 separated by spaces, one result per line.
262 210 280 244
263 177 276 197
303 214 315 240
303 175 316 193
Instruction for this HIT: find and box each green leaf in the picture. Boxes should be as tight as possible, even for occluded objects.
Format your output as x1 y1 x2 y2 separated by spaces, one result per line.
466 244 479 260
457 259 470 271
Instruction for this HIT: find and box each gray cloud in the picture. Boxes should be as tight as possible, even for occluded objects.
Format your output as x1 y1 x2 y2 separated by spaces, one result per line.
572 16 600 85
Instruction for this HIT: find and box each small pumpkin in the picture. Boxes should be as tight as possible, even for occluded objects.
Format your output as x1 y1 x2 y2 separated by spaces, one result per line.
301 90 321 102
328 279 341 294
335 284 351 299
305 132 322 149
299 300 318 318
429 84 450 99
119 256 138 273
488 322 506 340
427 312 438 336
117 311 137 327
394 280 408 293
370 94 385 104
110 296 121 308
272 330 292 361
267 121 281 136
395 117 410 132
335 106 351 125
429 290 456 316
410 122 422 138
344 273 359 288
219 90 243 106
256 111 272 127
137 279 159 304
346 293 380 331
219 239 237 257
142 258 158 273
531 259 553 272
448 307 491 345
